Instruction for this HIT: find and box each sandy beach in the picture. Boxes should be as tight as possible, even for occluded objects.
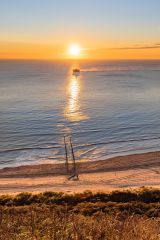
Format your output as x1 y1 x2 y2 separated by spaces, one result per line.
0 151 159 194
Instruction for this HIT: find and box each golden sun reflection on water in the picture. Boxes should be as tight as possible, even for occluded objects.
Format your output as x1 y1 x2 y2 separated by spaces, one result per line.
64 75 88 122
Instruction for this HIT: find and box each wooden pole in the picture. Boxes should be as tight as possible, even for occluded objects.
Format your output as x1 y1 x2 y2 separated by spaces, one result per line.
64 136 69 175
70 137 78 179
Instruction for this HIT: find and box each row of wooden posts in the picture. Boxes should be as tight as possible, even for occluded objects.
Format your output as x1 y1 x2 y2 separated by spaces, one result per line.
64 136 79 180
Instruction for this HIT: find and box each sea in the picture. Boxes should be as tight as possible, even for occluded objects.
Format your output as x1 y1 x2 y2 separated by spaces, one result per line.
0 60 160 168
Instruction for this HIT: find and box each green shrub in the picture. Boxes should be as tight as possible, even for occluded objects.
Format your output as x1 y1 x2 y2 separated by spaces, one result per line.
0 195 13 206
138 188 160 203
13 192 33 206
109 190 137 202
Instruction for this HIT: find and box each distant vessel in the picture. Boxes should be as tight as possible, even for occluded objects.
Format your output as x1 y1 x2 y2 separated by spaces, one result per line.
73 68 80 76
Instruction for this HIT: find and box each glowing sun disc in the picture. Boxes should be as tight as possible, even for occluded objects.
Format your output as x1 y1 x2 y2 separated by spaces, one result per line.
68 44 81 57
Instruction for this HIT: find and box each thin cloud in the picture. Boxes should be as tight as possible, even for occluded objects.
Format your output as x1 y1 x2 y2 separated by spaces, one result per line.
110 43 160 50
86 44 160 53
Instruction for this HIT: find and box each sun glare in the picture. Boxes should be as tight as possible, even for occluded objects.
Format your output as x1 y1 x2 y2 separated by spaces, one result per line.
68 44 81 57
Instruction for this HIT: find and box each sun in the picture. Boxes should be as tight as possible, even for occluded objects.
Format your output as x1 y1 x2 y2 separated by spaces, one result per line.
68 44 81 57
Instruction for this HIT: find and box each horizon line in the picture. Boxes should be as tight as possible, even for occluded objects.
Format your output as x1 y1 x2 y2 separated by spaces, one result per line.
0 58 160 61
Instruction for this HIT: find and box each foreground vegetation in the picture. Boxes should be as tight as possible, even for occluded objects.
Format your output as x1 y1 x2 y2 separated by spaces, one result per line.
0 188 159 239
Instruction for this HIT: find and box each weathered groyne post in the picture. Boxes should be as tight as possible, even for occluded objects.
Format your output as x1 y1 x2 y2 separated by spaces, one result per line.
64 136 79 180
70 137 79 180
64 136 69 175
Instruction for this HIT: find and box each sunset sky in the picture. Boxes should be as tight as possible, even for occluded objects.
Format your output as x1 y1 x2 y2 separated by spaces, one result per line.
0 0 160 59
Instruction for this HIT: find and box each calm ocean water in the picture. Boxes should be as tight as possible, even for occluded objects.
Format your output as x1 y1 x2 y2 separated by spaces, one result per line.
0 60 160 168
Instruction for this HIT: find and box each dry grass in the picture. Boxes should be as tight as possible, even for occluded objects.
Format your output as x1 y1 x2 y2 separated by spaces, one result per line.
0 188 159 239
0 207 159 240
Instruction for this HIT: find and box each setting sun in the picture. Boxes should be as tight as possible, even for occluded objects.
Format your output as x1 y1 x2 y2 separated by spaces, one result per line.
68 44 81 57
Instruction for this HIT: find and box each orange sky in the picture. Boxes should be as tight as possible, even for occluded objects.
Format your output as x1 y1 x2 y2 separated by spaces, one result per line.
0 1 160 60
0 41 160 60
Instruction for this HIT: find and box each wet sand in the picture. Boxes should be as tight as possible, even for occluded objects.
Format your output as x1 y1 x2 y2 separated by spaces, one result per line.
0 151 159 194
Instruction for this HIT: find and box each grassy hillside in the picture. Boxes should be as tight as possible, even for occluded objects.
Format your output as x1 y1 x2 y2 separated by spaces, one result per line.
0 188 159 239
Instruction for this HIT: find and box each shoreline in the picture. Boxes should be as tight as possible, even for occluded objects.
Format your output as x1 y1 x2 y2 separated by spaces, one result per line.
0 151 159 194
